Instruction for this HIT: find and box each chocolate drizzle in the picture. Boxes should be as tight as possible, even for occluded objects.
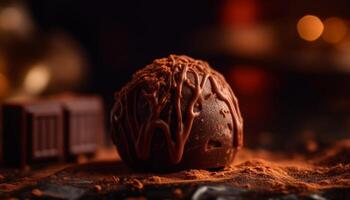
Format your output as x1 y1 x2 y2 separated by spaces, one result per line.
111 55 243 169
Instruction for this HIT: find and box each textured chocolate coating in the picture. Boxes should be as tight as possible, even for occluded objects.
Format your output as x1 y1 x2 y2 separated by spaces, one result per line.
111 55 243 171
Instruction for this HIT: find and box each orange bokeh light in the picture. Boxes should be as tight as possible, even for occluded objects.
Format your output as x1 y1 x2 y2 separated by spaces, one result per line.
297 15 324 42
322 17 348 44
221 0 259 27
229 66 270 96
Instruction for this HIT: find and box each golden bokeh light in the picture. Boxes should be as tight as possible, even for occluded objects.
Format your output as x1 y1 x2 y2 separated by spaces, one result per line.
23 64 51 95
297 15 324 41
0 7 24 31
0 5 33 36
322 17 348 44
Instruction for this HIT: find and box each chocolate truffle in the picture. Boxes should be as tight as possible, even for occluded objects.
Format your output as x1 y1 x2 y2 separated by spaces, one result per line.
111 55 243 171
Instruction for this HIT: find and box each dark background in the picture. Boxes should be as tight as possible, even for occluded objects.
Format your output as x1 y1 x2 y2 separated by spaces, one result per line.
1 0 350 150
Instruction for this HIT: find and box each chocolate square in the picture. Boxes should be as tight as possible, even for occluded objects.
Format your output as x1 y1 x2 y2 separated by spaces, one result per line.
2 100 64 167
60 96 104 159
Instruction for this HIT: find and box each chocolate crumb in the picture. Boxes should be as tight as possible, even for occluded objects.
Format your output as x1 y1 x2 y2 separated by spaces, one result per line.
31 188 43 197
112 176 120 183
128 179 143 189
93 185 102 192
183 170 211 179
173 188 183 198
77 155 88 164
147 176 162 183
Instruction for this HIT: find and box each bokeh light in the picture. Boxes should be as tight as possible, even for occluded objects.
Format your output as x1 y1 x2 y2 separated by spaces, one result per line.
0 5 33 36
46 32 86 87
0 7 23 30
0 73 9 97
221 0 259 27
224 26 276 56
229 66 270 96
322 17 348 44
23 64 51 95
297 15 324 41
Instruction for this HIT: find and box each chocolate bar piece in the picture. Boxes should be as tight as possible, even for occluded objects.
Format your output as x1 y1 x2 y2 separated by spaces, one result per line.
60 96 104 159
1 95 105 167
2 100 64 167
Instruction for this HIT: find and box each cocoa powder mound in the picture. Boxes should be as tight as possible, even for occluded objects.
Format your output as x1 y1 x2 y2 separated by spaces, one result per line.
52 140 350 194
2 141 348 195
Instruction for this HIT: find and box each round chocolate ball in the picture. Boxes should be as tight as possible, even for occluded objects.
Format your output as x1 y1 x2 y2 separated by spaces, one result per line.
111 55 243 171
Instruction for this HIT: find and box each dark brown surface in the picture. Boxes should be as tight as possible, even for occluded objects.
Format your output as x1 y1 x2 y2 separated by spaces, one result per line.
0 143 349 200
111 55 243 171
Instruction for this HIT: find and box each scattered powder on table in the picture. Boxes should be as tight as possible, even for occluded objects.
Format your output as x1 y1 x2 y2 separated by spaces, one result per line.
13 140 349 195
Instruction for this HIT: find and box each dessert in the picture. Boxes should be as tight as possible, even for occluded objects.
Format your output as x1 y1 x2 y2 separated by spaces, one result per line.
1 95 104 167
111 55 243 170
60 96 104 160
2 100 64 167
